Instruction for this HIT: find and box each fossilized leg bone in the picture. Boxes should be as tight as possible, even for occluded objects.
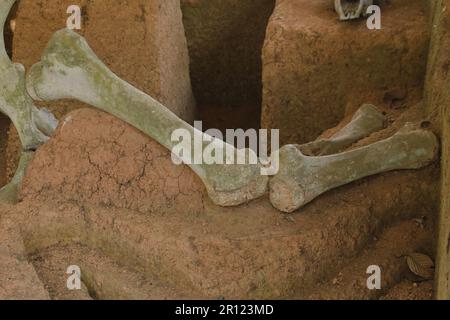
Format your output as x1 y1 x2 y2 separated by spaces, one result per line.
0 0 58 203
0 151 33 204
26 29 268 207
270 124 438 213
298 104 385 156
334 0 374 20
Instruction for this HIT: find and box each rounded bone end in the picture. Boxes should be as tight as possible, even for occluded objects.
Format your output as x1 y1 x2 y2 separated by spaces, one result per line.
393 123 440 167
269 178 306 213
206 172 269 207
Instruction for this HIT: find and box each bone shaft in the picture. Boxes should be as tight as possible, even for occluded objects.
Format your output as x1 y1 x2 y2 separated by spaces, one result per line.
28 29 269 206
0 151 33 204
93 74 193 152
299 104 384 156
49 57 218 163
312 131 437 193
329 107 381 142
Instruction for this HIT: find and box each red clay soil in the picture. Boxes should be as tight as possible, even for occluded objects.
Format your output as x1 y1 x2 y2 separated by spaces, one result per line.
21 109 205 216
6 107 437 299
0 0 440 300
381 280 433 300
262 0 430 145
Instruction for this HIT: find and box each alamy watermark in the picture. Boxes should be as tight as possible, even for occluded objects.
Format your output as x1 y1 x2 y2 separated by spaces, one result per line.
66 5 81 30
366 5 381 30
66 265 81 290
366 265 381 290
171 121 280 176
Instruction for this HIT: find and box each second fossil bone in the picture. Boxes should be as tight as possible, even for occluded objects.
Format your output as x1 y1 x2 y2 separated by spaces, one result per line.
298 103 385 156
270 124 438 213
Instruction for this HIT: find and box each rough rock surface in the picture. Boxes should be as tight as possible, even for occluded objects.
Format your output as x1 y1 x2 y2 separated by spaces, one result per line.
5 0 195 182
261 0 430 145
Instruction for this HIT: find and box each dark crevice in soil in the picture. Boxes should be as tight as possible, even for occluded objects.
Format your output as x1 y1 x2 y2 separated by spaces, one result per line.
181 0 276 131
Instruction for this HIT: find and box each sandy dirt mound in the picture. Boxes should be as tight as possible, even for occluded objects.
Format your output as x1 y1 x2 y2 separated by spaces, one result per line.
15 108 439 299
21 109 205 215
261 0 430 145
29 244 194 300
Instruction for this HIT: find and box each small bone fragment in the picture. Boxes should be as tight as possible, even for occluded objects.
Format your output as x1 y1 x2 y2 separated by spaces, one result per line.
334 0 374 21
26 29 268 207
270 124 438 213
0 152 33 204
299 104 385 156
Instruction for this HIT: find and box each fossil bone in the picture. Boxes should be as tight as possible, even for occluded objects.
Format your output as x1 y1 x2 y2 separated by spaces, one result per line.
26 29 438 212
270 123 438 213
0 0 57 203
0 152 33 204
334 0 374 20
26 29 268 207
298 104 385 156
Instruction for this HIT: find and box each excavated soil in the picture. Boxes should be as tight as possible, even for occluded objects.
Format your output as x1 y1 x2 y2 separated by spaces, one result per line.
262 0 430 145
0 104 435 299
0 105 439 299
381 280 434 300
0 1 441 300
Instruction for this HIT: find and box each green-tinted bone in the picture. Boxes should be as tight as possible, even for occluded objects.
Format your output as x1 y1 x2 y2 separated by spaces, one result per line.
0 151 34 204
298 104 385 156
0 0 57 150
270 123 438 213
27 29 268 207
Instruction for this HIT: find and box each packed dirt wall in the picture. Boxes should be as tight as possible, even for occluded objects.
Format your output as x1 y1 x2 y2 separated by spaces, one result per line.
0 0 445 300
425 0 450 300
261 0 430 145
181 0 275 131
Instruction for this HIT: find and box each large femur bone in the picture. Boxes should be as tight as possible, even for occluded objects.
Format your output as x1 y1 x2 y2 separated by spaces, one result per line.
0 0 57 203
270 124 439 213
334 0 374 20
26 29 268 207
